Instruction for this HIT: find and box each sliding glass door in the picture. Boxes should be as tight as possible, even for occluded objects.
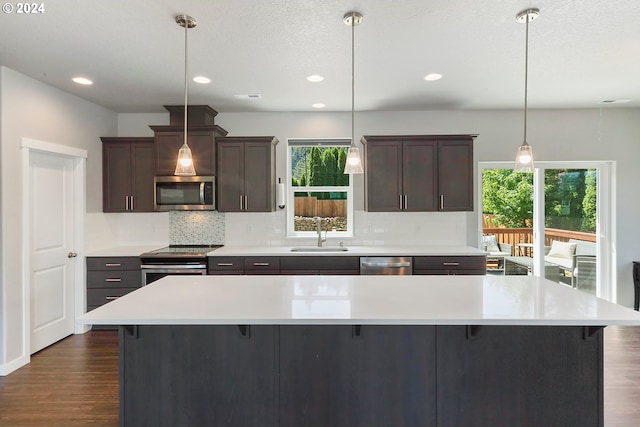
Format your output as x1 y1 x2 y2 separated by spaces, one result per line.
479 162 613 300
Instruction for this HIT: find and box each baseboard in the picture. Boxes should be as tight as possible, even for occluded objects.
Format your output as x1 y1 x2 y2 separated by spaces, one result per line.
0 354 30 376
75 323 91 334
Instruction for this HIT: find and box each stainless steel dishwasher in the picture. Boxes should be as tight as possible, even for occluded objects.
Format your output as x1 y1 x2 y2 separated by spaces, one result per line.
360 256 412 275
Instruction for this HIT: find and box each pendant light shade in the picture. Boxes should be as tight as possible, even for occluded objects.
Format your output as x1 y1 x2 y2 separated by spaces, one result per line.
343 11 364 175
514 8 539 173
174 14 197 176
344 146 364 174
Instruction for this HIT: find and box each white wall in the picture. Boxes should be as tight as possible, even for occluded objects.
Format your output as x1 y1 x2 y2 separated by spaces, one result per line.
0 67 117 373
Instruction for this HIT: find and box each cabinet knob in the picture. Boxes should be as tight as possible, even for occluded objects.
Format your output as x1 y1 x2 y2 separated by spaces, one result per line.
67 252 78 258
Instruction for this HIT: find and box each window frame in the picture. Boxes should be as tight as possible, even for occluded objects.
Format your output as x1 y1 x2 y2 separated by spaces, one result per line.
286 138 354 238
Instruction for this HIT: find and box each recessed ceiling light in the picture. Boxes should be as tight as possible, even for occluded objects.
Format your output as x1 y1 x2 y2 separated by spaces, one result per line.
234 94 262 99
424 73 442 81
599 98 631 104
72 77 93 85
193 76 211 84
306 75 325 82
312 103 326 109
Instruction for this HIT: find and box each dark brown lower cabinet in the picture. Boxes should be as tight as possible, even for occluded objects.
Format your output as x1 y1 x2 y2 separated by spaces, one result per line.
119 325 276 427
436 326 603 427
119 325 603 427
279 325 437 427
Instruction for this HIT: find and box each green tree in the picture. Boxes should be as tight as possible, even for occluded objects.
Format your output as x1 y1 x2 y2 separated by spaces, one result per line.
320 149 338 199
582 170 597 232
482 169 533 227
336 147 348 186
307 147 322 198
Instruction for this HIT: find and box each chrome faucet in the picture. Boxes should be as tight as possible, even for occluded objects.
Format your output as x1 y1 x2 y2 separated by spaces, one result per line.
316 217 327 247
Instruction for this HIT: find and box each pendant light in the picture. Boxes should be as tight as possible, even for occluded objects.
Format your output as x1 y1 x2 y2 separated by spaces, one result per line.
343 11 364 174
514 8 539 173
174 14 197 176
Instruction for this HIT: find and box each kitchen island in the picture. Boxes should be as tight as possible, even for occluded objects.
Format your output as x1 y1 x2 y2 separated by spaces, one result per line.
81 275 640 427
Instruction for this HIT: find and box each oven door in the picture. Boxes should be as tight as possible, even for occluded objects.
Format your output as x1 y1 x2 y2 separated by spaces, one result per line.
141 265 207 286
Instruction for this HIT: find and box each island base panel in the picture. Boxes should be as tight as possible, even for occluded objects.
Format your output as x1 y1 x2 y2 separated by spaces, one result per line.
119 325 603 427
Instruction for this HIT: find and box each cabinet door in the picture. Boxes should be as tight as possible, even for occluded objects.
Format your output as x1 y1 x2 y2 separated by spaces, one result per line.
244 142 273 212
217 142 244 212
436 325 602 427
121 325 276 427
103 142 132 212
365 140 403 211
130 142 155 212
403 140 438 211
279 325 437 427
438 139 473 211
155 130 215 176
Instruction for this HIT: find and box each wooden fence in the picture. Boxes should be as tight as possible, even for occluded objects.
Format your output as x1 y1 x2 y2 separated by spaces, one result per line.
294 197 346 218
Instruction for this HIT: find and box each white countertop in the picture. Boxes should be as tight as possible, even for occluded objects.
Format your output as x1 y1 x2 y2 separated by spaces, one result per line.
84 245 486 258
208 245 486 257
86 245 163 257
80 275 640 326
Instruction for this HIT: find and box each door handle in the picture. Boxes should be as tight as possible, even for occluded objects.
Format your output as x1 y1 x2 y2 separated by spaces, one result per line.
67 252 78 258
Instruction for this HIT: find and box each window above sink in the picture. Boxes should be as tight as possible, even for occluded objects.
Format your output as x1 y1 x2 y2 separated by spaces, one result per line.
287 138 354 238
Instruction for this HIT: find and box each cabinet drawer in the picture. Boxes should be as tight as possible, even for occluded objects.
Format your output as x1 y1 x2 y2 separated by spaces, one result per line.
86 256 141 271
280 256 359 272
87 287 137 306
87 270 141 288
244 257 280 272
208 257 244 273
413 256 486 271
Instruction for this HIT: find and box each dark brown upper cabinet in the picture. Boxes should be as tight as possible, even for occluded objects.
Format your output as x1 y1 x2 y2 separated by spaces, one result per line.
151 105 227 176
362 135 475 212
216 136 278 212
101 137 155 212
151 127 227 176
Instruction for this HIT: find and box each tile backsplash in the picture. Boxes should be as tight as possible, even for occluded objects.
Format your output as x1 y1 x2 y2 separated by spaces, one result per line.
169 211 225 245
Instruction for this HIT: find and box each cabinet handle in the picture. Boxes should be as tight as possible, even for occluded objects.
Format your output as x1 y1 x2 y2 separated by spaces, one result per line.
130 196 134 211
404 194 408 210
105 263 122 267
105 296 120 301
399 195 403 210
217 263 234 267
125 196 129 211
253 262 270 267
440 194 444 210
244 195 248 211
237 325 251 339
442 262 460 266
105 278 122 282
240 195 243 210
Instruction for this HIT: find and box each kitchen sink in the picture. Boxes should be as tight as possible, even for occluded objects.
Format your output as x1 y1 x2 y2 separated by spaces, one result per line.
290 247 349 252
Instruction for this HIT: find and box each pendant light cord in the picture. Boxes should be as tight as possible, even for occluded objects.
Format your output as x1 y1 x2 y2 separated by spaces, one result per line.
183 22 189 147
523 16 529 145
351 13 355 148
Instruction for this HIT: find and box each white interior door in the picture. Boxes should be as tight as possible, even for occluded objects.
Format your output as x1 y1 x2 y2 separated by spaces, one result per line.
29 151 76 354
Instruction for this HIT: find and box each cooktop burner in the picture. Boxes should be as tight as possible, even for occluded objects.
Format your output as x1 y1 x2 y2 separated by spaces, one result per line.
141 245 224 258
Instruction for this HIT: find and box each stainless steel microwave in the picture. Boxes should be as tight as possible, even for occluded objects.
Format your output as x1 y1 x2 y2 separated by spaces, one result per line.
154 176 215 211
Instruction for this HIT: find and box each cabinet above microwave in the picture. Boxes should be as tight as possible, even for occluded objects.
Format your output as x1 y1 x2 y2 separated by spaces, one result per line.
154 176 215 211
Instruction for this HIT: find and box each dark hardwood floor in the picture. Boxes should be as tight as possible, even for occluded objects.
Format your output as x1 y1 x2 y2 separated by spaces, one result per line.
1 326 639 427
0 331 119 427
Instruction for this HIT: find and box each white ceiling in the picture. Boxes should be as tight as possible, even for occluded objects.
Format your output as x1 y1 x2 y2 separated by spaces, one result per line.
1 0 639 113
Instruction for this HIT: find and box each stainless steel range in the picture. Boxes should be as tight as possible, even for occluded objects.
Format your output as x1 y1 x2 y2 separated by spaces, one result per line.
140 245 223 285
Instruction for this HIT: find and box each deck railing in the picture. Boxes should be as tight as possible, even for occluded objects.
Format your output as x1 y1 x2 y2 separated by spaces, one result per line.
482 227 596 257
